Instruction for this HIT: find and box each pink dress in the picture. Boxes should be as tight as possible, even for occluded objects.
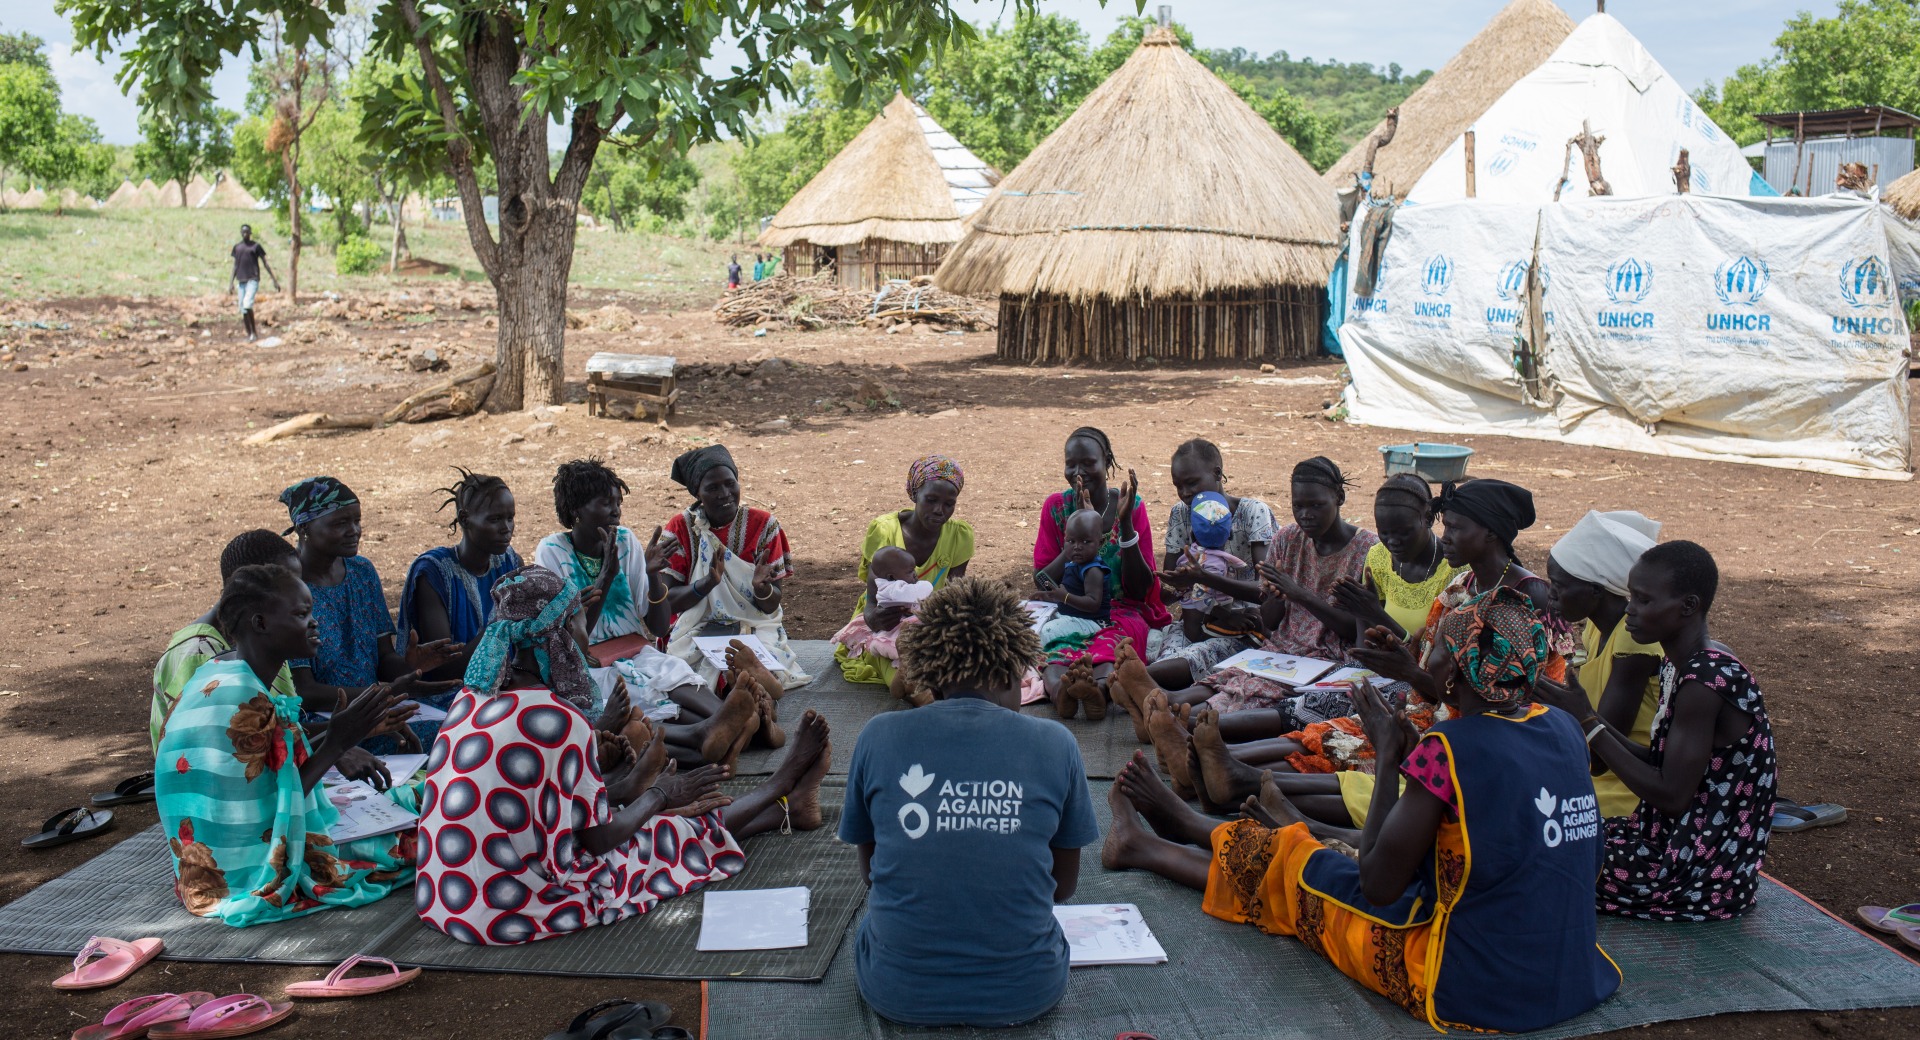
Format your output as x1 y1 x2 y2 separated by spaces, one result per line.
415 685 744 945
1032 491 1172 667
1202 523 1378 713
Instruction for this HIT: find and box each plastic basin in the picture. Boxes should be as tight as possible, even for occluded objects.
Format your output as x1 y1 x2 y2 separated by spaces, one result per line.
1379 442 1474 483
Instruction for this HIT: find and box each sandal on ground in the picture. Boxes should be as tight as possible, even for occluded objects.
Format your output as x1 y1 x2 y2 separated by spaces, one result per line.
72 992 216 1040
647 1029 694 1040
1857 904 1920 933
92 773 157 808
53 936 165 990
24 806 114 850
542 999 671 1040
1898 923 1920 954
284 955 421 998
146 995 294 1039
1772 802 1847 832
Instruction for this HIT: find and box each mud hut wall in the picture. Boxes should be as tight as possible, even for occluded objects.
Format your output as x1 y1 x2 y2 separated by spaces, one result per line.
995 288 1324 363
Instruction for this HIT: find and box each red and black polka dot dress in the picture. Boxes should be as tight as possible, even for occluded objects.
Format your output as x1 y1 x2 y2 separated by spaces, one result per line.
415 686 745 945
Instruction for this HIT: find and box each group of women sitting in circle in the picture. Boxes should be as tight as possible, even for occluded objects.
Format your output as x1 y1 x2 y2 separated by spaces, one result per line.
150 444 829 944
143 424 1776 1033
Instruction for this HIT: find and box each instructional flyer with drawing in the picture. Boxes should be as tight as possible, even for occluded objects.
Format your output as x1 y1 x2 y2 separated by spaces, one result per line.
323 781 419 844
1211 649 1337 687
1054 903 1168 967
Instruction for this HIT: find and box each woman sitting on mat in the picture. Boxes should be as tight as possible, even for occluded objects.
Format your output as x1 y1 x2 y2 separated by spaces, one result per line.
841 578 1099 1028
1103 586 1621 1033
1535 542 1776 922
152 530 302 755
534 457 713 724
398 469 523 687
657 444 813 690
281 476 461 747
1330 474 1454 644
415 566 832 946
157 565 424 927
1148 438 1275 689
1032 426 1170 718
1129 456 1376 720
1544 510 1665 819
835 453 974 693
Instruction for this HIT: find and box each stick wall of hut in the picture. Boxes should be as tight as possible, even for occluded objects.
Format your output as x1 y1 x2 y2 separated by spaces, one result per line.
779 238 950 290
994 288 1324 364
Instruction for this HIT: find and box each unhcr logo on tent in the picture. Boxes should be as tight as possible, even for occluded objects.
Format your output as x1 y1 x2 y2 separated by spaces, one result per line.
1486 260 1554 331
1834 256 1898 336
1707 255 1772 333
1595 258 1655 334
1413 254 1453 319
1488 151 1519 177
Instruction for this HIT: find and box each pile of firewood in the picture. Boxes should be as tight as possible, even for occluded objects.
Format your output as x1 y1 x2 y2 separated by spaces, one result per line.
713 273 995 331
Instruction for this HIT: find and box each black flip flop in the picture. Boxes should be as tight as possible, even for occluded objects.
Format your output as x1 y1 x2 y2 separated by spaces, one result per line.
648 1029 694 1040
1773 802 1847 832
92 772 157 807
22 806 114 849
543 1000 671 1040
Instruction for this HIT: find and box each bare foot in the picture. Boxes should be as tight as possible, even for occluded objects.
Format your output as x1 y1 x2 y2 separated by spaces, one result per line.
1192 707 1265 808
632 725 669 792
786 712 832 831
753 685 786 749
1109 639 1157 743
620 712 654 755
1249 770 1310 831
1117 750 1209 845
1144 693 1197 801
726 639 786 700
1063 659 1101 721
1101 781 1149 872
700 674 762 768
768 709 829 794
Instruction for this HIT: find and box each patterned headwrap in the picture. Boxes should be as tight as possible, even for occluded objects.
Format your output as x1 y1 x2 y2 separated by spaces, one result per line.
906 454 965 500
278 476 358 535
1291 456 1353 495
1435 585 1546 706
670 444 736 498
461 565 595 711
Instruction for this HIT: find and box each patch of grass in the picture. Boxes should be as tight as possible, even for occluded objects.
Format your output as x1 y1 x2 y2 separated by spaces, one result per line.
0 206 737 304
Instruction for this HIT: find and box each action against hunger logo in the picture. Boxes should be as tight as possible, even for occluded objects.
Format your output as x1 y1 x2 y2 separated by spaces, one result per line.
896 763 1028 839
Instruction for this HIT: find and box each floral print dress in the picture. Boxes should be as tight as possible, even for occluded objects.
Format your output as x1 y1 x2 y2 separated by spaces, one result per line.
154 658 418 928
1597 648 1776 921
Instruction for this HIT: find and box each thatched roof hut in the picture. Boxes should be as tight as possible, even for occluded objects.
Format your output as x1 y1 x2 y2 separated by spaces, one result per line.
202 171 259 210
758 92 998 289
15 188 46 209
1889 167 1920 221
104 180 140 208
184 174 215 207
1323 0 1576 198
133 179 163 207
936 27 1340 362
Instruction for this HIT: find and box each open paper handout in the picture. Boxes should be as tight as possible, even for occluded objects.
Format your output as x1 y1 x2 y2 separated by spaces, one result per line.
697 887 810 951
690 634 782 674
1210 649 1338 688
323 781 420 844
1054 903 1168 967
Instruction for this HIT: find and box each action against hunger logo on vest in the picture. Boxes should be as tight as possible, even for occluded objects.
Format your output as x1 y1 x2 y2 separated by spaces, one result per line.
895 764 1026 840
1535 787 1599 849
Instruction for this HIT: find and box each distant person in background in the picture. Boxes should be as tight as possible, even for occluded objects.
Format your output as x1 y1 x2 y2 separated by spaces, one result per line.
228 224 279 342
727 254 741 290
753 253 766 281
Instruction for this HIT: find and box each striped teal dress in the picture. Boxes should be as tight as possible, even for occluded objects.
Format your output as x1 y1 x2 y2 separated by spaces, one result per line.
155 657 418 927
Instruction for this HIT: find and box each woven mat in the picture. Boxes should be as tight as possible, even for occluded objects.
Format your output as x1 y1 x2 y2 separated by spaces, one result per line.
741 642 1141 779
0 781 860 982
710 781 1920 1039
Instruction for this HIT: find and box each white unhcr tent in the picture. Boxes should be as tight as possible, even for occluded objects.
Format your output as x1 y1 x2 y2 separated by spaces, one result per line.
1337 15 1912 480
1409 14 1759 203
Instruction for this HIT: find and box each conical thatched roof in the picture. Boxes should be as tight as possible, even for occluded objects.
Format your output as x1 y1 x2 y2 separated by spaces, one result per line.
1323 0 1576 197
203 171 259 210
185 174 215 207
758 93 997 248
133 179 163 207
1889 168 1920 221
103 181 138 208
936 28 1339 299
158 178 185 206
16 188 46 209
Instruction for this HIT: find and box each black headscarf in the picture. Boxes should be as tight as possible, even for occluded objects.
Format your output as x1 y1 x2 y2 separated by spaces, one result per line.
1066 426 1115 470
1438 479 1536 550
670 444 737 498
1291 456 1352 495
278 476 358 535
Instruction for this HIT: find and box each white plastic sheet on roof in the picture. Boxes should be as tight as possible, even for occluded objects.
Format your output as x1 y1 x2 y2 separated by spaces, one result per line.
1410 14 1755 204
1338 194 1913 479
913 103 996 216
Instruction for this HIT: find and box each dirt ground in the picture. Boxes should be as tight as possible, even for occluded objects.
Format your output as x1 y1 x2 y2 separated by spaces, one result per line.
0 283 1916 1039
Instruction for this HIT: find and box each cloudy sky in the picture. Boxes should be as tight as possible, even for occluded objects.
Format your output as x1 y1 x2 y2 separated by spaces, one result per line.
9 0 1837 145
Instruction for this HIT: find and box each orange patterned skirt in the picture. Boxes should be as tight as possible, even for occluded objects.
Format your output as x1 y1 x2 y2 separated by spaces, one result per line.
1202 820 1434 1020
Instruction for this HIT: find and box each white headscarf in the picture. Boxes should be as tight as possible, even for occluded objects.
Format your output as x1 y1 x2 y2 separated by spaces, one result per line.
1549 510 1660 597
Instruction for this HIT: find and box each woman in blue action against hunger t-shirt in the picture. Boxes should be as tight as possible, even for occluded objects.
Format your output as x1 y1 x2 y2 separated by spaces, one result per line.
840 577 1100 1028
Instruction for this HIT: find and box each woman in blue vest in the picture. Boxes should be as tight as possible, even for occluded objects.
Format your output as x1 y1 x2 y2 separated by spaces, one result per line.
1103 586 1619 1033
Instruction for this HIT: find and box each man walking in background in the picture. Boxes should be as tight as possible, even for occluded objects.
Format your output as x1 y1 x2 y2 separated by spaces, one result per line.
229 224 280 342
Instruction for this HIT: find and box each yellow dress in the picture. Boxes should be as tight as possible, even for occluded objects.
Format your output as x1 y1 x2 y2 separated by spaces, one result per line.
1363 542 1455 641
833 511 975 686
1579 619 1663 818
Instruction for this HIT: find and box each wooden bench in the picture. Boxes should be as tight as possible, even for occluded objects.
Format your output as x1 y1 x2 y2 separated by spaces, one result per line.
585 353 678 423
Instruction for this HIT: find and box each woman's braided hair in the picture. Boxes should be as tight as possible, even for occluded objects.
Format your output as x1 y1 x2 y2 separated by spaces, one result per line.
438 467 510 532
896 577 1040 696
215 564 305 640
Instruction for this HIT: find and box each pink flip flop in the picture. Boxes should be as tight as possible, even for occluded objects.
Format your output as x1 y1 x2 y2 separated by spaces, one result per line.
52 937 166 990
72 992 216 1040
145 995 294 1040
284 955 421 998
